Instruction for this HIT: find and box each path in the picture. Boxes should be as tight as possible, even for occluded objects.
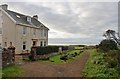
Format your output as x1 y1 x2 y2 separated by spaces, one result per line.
20 50 90 77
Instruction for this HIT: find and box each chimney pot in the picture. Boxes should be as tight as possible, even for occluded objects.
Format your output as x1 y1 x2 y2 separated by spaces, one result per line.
33 15 38 20
0 4 8 10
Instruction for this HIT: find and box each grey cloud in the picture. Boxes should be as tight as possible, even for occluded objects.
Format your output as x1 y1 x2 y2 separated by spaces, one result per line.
4 2 118 40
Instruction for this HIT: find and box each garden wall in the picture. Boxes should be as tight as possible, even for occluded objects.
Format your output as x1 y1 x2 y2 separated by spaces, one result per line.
29 46 69 60
2 46 15 67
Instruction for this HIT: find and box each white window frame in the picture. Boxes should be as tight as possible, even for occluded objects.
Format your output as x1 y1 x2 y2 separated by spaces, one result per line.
44 41 46 46
44 30 46 37
23 41 26 50
27 16 31 22
33 28 36 35
0 28 2 34
40 41 43 46
40 30 43 37
23 27 27 35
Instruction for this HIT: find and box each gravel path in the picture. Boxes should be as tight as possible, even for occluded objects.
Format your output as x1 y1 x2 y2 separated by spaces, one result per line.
20 50 90 77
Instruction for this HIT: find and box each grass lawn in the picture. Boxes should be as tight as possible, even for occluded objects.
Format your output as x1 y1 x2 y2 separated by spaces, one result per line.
49 50 82 64
83 49 118 78
0 68 2 78
2 64 23 78
118 46 120 49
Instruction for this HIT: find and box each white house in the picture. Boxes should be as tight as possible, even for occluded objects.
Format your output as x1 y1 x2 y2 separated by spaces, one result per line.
0 4 49 54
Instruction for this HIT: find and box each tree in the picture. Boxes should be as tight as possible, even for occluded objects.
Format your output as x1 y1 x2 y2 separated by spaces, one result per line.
99 39 118 52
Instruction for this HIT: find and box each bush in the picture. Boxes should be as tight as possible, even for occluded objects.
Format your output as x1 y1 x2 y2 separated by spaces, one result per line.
34 46 68 55
28 54 35 61
98 39 118 52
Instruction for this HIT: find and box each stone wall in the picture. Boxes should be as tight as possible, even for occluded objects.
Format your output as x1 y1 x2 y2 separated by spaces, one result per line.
2 46 15 67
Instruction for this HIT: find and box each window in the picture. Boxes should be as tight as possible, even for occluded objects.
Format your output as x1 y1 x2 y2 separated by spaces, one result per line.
16 15 20 18
4 42 7 47
44 30 47 37
23 27 27 35
40 30 43 37
0 28 2 34
33 41 36 46
23 41 26 50
40 41 42 46
33 29 36 35
27 16 31 22
44 41 46 46
10 42 12 46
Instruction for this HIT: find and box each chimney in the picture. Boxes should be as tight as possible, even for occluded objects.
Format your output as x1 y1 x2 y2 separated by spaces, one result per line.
33 15 38 20
0 4 8 10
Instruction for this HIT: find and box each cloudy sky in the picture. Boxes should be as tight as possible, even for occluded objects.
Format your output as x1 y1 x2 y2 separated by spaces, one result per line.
1 1 118 45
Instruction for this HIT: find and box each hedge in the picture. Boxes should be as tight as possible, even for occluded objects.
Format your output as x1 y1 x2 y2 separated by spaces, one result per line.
32 46 68 55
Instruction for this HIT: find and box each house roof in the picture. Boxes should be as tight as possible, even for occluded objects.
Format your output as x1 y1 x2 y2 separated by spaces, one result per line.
5 10 49 30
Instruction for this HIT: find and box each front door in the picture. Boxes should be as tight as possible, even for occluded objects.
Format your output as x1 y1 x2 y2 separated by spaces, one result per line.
33 41 37 46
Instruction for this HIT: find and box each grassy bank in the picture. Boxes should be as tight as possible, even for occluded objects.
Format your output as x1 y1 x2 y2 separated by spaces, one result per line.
83 49 118 78
49 50 82 64
2 64 23 78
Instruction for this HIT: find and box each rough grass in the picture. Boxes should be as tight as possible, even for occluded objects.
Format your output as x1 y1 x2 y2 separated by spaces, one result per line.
49 50 81 64
2 64 23 77
118 46 120 49
83 49 118 78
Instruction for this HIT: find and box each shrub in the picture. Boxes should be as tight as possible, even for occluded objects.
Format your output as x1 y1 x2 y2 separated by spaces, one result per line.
33 46 68 55
28 54 35 61
60 55 68 61
98 39 118 52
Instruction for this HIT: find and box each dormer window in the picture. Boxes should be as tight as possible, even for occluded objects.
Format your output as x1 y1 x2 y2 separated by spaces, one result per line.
27 16 31 22
16 15 20 18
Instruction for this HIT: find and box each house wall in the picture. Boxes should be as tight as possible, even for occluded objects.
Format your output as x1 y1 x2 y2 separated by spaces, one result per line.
15 24 41 53
118 2 120 38
0 8 2 46
15 24 49 54
1 8 49 54
39 29 48 46
2 9 16 48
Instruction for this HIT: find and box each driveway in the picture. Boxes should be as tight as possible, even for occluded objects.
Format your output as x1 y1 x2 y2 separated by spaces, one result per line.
20 50 90 77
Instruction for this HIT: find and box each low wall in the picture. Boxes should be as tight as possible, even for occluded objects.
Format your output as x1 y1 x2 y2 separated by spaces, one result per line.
2 46 15 67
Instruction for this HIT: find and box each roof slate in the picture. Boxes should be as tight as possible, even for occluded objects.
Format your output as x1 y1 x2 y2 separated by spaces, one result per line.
5 10 49 30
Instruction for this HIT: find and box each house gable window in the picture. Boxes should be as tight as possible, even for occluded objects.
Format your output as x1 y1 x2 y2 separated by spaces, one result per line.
44 41 46 46
40 30 43 37
44 30 46 37
23 27 27 35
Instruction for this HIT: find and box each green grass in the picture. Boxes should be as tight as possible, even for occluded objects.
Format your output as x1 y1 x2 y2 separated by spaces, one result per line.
0 68 2 78
83 49 118 78
66 50 81 54
49 50 82 64
118 46 120 49
2 64 23 77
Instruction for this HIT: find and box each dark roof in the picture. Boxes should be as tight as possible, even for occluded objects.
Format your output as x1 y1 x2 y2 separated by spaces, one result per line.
5 10 49 30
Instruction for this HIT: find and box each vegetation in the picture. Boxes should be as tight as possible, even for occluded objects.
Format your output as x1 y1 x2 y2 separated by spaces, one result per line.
98 39 118 52
83 38 120 78
2 64 23 78
49 50 83 64
83 49 118 78
35 46 68 55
